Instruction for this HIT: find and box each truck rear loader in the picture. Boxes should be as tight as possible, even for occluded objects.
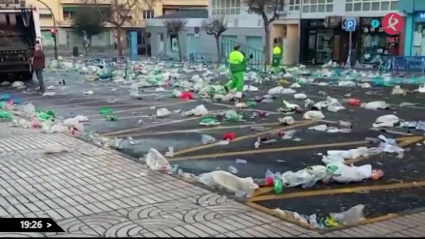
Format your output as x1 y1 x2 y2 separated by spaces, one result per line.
0 1 41 82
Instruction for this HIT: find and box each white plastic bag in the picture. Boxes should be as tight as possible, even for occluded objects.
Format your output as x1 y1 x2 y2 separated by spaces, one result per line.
201 134 216 145
330 204 365 224
281 166 327 188
268 86 283 95
221 93 234 101
281 88 296 94
23 103 36 116
74 115 89 122
43 92 57 96
63 118 79 127
144 148 172 173
156 108 171 118
209 170 258 194
361 101 389 110
193 105 208 116
294 93 307 100
373 114 399 128
327 162 372 183
303 111 325 120
279 116 295 125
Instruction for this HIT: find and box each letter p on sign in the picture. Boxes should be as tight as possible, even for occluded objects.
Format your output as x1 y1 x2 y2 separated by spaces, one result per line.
345 18 356 32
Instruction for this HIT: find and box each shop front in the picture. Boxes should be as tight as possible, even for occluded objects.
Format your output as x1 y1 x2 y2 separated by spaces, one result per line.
357 17 403 64
404 12 425 56
399 0 425 56
299 18 344 65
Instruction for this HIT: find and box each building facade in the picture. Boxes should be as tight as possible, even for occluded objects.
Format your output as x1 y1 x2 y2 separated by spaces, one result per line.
27 0 207 53
399 0 425 57
205 0 404 65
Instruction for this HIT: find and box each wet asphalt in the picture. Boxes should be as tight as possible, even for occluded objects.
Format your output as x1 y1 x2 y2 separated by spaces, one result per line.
1 64 425 223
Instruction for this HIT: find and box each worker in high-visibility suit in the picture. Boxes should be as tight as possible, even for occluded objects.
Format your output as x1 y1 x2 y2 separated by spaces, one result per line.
272 44 282 71
225 45 252 99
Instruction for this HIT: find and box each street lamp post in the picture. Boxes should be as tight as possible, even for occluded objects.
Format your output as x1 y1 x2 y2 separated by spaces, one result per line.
298 0 303 64
35 0 58 60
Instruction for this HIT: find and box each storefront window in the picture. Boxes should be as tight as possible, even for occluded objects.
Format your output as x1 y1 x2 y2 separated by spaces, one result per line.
411 23 425 56
316 30 334 64
359 17 399 64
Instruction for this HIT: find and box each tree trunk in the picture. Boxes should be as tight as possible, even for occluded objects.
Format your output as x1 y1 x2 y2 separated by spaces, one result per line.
176 34 182 63
116 28 123 57
264 27 271 69
215 36 221 63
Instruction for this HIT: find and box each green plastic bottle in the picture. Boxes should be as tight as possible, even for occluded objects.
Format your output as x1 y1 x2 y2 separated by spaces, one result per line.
273 179 284 194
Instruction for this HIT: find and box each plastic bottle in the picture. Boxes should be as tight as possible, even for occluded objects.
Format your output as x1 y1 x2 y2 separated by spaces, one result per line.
266 177 274 186
273 179 284 194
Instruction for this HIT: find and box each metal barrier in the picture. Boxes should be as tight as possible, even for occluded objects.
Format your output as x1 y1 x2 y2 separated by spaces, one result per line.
188 53 212 65
154 51 180 62
220 38 265 66
381 56 425 72
84 56 128 69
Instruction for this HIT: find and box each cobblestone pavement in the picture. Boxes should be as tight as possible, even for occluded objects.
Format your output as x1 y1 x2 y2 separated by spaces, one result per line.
1 124 425 237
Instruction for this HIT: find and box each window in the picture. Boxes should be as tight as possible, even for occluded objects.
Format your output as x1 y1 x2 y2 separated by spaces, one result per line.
163 9 177 15
122 15 132 21
143 10 154 19
266 0 285 14
40 14 52 18
302 0 333 13
212 0 240 15
63 11 74 20
345 0 398 12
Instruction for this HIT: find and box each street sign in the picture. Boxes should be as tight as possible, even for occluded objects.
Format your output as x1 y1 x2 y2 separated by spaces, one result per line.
382 13 404 35
345 18 356 32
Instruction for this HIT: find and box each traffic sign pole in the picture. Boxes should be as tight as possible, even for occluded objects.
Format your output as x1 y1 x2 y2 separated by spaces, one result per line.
348 31 352 68
344 18 356 69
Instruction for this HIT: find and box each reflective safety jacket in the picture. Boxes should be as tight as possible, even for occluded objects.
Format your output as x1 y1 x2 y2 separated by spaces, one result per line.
228 50 247 73
273 46 282 56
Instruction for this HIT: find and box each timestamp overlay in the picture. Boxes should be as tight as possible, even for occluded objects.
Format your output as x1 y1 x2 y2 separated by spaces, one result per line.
0 218 65 233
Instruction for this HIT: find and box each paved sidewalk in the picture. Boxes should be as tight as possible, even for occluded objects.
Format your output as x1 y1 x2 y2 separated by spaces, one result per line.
0 123 424 237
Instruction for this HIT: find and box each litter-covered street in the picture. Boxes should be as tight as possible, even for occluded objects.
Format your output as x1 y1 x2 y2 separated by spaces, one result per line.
1 57 425 232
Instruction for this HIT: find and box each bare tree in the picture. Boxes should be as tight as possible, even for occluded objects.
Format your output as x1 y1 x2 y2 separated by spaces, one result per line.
201 16 227 63
163 19 187 62
244 0 285 64
91 0 157 56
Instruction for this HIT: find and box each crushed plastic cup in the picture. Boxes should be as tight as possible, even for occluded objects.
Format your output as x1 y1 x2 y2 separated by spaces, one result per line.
100 107 113 114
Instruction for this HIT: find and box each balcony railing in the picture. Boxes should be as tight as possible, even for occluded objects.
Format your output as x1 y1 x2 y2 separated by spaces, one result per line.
57 19 116 27
162 0 207 6
60 0 111 5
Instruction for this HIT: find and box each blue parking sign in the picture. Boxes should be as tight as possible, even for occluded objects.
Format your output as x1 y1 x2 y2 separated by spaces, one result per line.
345 18 356 32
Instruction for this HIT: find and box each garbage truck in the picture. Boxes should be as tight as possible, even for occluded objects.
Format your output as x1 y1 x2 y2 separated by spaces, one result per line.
0 1 41 82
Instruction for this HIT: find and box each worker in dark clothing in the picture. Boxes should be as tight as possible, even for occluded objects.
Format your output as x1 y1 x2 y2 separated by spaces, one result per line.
31 43 46 94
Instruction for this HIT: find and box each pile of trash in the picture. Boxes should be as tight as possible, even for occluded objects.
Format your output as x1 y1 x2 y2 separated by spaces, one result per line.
274 204 366 229
143 148 259 198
